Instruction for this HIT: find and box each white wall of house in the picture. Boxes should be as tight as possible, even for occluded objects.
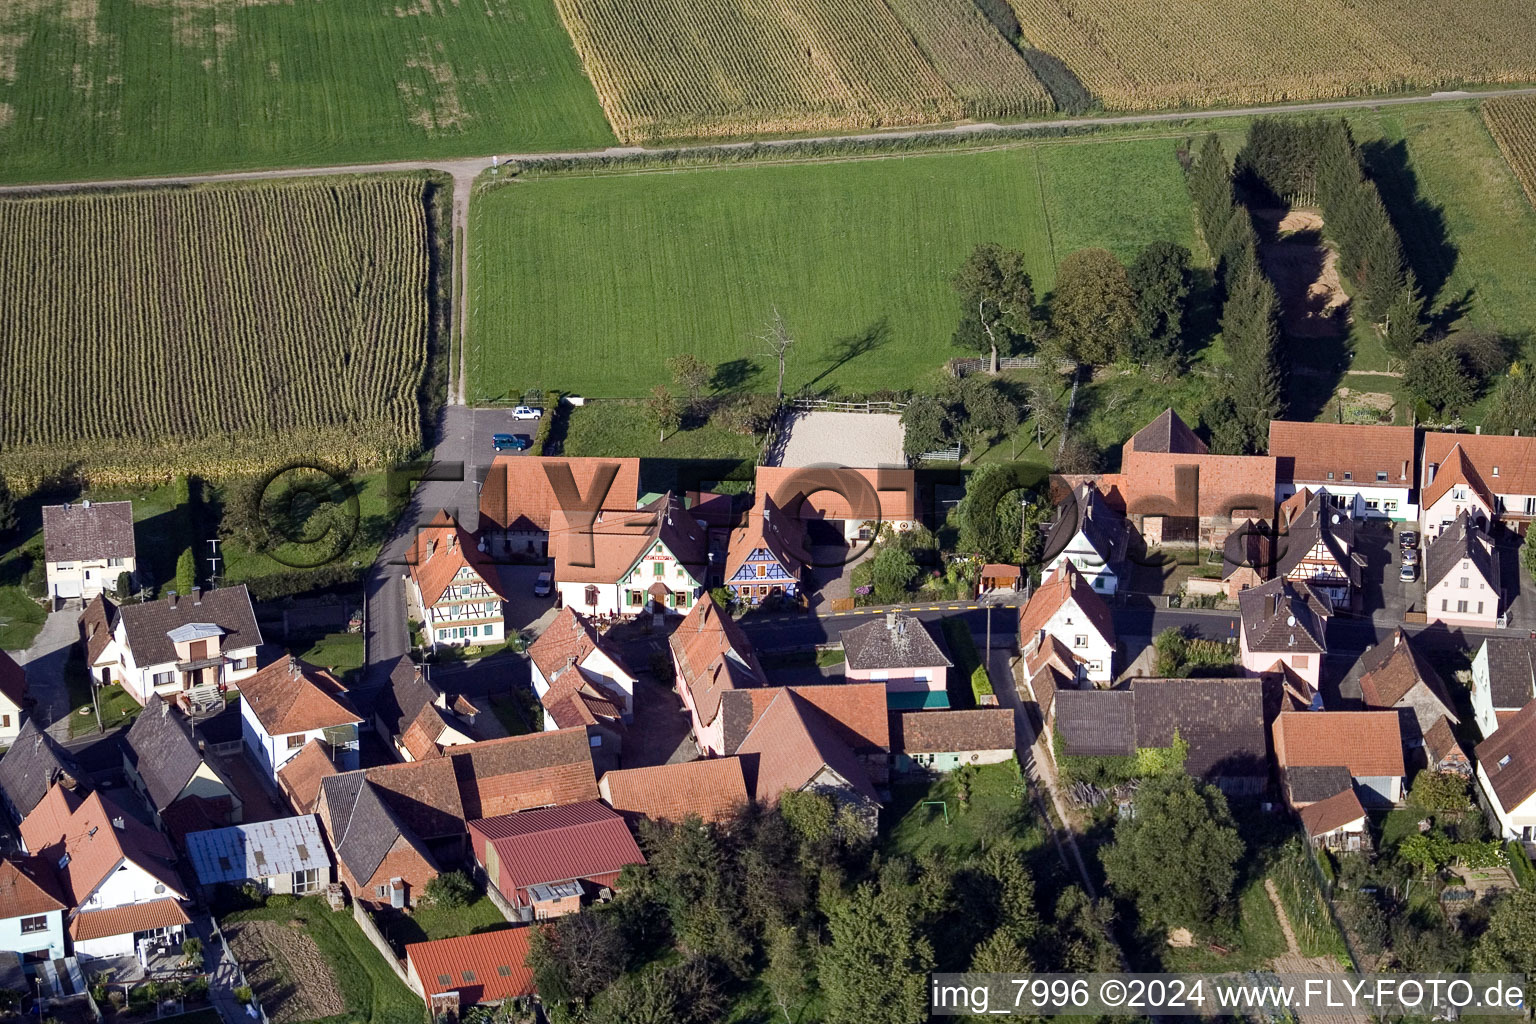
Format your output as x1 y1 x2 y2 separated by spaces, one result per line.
1046 531 1120 594
0 908 65 961
1025 602 1114 685
412 566 505 650
1477 763 1536 848
1278 484 1414 521
1427 570 1498 630
102 622 258 705
1420 490 1493 542
240 702 357 780
1468 643 1532 739
0 695 24 747
46 555 136 602
558 542 702 619
80 859 183 913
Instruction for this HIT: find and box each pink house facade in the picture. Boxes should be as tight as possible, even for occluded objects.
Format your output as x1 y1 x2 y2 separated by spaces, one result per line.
1237 578 1331 691
840 614 953 709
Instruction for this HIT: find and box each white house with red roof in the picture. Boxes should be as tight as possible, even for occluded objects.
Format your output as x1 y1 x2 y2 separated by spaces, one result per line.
18 786 190 961
0 855 67 962
1422 431 1536 537
670 594 768 755
550 492 708 618
1476 700 1536 851
239 655 363 780
1268 421 1418 521
1017 562 1117 685
407 510 508 649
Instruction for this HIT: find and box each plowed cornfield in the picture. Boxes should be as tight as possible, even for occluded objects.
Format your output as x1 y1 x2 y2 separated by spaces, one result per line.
0 178 434 485
551 0 1052 141
1004 0 1536 110
1484 97 1536 207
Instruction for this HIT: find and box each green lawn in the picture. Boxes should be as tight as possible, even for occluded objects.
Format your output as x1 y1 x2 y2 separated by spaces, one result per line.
300 633 367 683
558 401 765 462
1159 876 1287 971
220 897 422 1024
0 586 44 652
468 138 1199 400
0 0 614 184
379 894 509 953
71 682 143 738
882 762 1041 861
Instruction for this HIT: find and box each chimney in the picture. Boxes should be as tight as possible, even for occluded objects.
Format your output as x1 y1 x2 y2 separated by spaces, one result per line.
897 619 906 637
435 691 449 710
1264 594 1276 620
167 591 179 608
192 587 202 605
1394 631 1402 648
885 611 897 631
161 700 170 718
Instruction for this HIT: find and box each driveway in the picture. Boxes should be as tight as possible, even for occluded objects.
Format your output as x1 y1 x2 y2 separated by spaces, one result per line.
494 563 558 634
16 607 82 736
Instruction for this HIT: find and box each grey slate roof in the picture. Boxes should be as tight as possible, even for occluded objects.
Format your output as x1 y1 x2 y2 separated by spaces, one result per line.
1274 492 1361 586
1129 678 1267 782
374 656 440 738
42 501 136 563
123 695 207 813
840 615 952 672
1129 408 1207 455
117 586 263 667
1053 689 1137 756
185 815 331 886
1282 764 1354 805
322 772 425 885
0 719 84 820
1237 578 1330 654
1426 511 1500 593
1478 637 1536 709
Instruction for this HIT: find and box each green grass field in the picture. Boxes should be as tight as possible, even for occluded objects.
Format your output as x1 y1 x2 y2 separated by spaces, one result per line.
0 0 614 184
468 137 1200 400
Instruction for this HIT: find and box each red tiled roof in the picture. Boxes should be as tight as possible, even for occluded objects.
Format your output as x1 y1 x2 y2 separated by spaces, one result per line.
670 595 765 729
239 655 361 736
70 898 189 941
1018 563 1116 650
1422 443 1497 511
528 608 633 688
21 788 184 906
407 929 535 1004
0 650 28 710
753 465 918 523
598 760 749 824
1423 432 1536 502
723 498 806 583
0 856 66 917
80 594 117 668
469 801 643 893
550 492 707 586
726 683 891 754
736 690 877 805
1299 787 1366 837
1268 422 1416 488
277 740 337 815
1273 711 1404 777
1357 631 1456 718
479 456 641 534
407 509 508 607
891 709 1016 754
447 730 600 819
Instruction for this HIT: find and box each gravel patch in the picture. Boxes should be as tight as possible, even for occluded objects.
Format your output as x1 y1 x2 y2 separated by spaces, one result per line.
775 411 905 468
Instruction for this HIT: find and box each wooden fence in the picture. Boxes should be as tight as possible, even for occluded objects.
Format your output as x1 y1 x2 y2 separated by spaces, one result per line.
788 398 907 414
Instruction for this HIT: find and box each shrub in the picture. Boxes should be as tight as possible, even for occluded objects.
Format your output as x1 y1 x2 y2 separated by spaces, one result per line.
425 870 475 909
1507 840 1536 890
265 893 297 909
709 586 736 611
181 937 203 962
234 986 253 1006
711 394 778 435
970 664 993 703
1409 769 1472 811
184 977 210 1001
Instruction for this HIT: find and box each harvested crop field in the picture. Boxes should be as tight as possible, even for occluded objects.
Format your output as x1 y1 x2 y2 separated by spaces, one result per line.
1006 0 1536 110
1484 96 1536 207
0 177 437 485
224 918 346 1024
550 0 1050 141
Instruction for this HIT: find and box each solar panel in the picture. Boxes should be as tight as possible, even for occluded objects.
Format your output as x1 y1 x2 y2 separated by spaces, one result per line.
461 971 475 983
496 966 511 977
437 975 451 987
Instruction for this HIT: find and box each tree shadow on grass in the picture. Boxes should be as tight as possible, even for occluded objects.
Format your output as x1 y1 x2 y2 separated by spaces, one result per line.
805 317 890 391
1361 139 1460 325
709 358 761 395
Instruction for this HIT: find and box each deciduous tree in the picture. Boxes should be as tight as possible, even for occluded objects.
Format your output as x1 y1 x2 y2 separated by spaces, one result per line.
952 243 1037 373
1128 241 1193 365
757 307 796 402
901 394 955 459
959 375 1020 456
1486 363 1536 436
1472 889 1536 985
1050 248 1136 365
0 473 15 535
644 385 680 442
1100 774 1244 935
667 354 711 405
871 546 919 604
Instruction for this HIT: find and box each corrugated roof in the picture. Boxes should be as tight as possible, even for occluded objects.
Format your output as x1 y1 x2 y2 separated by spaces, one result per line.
598 759 749 824
407 929 535 1003
70 899 189 941
469 801 643 892
185 815 331 885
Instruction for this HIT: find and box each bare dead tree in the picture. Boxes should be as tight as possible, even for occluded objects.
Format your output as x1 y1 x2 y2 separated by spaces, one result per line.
757 306 795 403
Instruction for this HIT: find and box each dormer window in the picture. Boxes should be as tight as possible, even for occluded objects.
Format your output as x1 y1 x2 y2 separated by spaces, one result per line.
1500 754 1512 768
1343 472 1352 481
1376 471 1387 482
1326 472 1334 480
1493 466 1500 477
